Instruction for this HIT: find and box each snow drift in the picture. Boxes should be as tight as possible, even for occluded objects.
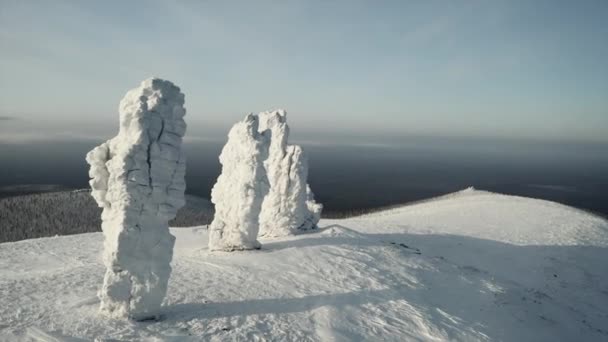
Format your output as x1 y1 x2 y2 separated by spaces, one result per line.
85 78 187 320
258 109 322 237
208 114 270 251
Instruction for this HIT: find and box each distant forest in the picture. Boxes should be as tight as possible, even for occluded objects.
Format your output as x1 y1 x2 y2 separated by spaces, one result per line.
0 189 418 243
0 190 214 243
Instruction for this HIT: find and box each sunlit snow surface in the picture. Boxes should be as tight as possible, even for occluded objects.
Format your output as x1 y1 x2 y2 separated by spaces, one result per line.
1 189 607 341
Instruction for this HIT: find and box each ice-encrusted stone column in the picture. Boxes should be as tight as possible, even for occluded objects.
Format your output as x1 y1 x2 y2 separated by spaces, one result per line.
258 110 322 237
86 78 187 320
305 185 323 229
208 114 270 251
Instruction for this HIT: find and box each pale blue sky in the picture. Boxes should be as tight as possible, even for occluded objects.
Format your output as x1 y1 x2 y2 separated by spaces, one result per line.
0 0 607 142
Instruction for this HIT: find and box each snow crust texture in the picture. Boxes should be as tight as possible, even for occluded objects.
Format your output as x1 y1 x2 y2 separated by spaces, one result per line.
208 114 270 251
2 189 608 341
85 78 187 320
258 110 322 237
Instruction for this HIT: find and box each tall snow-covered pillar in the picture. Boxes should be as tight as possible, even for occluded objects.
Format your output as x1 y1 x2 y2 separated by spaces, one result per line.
208 114 270 251
258 110 322 237
85 78 187 320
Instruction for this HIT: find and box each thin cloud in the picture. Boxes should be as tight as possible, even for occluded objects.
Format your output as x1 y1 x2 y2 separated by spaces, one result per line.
0 116 16 121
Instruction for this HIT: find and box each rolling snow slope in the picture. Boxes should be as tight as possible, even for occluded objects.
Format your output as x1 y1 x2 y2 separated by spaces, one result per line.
1 188 607 341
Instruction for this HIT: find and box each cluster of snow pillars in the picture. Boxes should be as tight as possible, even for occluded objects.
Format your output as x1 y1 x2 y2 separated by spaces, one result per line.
258 110 322 237
86 78 187 320
208 109 323 251
86 79 321 319
208 114 270 251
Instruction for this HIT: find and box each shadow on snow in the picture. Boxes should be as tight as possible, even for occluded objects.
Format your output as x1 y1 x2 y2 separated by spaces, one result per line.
162 224 608 340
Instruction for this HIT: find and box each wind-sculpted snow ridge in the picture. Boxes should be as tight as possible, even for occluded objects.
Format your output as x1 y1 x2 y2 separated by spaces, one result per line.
258 109 322 237
85 78 187 320
208 114 270 251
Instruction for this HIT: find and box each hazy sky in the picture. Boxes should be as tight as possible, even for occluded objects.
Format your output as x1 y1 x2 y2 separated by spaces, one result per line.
1 0 607 142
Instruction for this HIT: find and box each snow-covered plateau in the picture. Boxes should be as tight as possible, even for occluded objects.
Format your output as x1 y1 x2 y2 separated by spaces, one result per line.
1 188 607 341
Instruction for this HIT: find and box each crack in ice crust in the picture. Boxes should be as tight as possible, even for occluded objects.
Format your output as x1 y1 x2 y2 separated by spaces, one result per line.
146 133 153 189
85 78 187 320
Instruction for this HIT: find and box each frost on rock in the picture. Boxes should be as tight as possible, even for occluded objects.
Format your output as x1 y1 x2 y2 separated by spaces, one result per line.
305 184 323 229
85 78 187 320
208 114 270 251
258 110 322 237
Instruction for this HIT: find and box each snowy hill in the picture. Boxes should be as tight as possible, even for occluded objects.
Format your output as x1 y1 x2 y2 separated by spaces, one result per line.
1 188 607 341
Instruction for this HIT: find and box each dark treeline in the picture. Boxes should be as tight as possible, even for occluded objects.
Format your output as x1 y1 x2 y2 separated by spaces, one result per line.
0 191 214 243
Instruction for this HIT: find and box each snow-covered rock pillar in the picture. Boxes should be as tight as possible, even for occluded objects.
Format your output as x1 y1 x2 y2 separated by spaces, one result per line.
258 110 322 237
208 114 270 251
305 184 323 229
86 78 187 320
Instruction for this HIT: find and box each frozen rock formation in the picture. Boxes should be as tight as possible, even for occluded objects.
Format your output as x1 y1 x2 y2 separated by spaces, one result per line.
305 184 323 229
208 114 270 251
85 78 187 320
258 110 322 237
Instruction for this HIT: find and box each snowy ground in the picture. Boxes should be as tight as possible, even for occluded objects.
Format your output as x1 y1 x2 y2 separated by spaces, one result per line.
1 188 607 341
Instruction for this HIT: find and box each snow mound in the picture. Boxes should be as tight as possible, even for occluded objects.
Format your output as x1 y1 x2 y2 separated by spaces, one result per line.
320 224 367 239
1 190 607 341
359 187 608 246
